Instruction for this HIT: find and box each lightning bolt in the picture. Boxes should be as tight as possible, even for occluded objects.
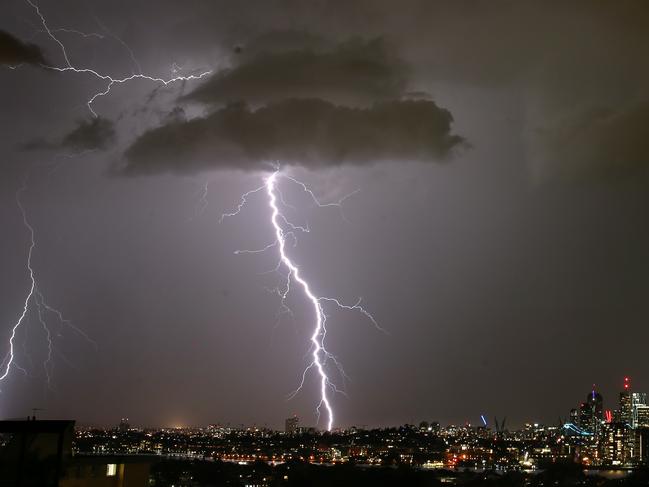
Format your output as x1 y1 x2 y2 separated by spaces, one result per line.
0 181 96 390
1 0 209 390
221 169 383 431
17 0 211 117
0 187 37 385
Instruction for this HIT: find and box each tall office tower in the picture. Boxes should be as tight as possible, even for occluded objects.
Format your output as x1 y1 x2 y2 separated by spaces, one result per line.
634 428 649 466
599 422 627 466
579 402 591 431
620 377 632 425
636 405 649 429
285 415 299 434
618 378 637 465
580 388 604 435
632 392 648 428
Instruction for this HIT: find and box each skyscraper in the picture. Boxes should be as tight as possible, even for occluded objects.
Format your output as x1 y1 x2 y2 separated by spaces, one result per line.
636 405 649 429
285 415 299 434
620 377 632 425
600 422 627 466
634 428 649 466
579 388 603 435
618 378 636 465
632 392 648 428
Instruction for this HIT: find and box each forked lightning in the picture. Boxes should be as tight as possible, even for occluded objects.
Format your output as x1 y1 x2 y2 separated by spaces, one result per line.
221 169 382 431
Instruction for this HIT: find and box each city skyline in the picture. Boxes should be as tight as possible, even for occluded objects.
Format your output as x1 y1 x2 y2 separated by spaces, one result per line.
1 0 649 429
42 376 648 432
64 375 649 471
47 376 648 476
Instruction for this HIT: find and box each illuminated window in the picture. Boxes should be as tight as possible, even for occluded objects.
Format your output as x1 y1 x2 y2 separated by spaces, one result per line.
106 464 117 477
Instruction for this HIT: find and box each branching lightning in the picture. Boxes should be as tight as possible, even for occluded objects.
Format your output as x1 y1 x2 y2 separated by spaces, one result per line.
0 183 96 391
0 188 37 385
5 0 381 427
1 1 210 393
221 169 383 431
18 0 211 117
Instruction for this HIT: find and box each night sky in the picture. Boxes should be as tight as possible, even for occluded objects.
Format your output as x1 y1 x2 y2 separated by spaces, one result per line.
1 0 648 430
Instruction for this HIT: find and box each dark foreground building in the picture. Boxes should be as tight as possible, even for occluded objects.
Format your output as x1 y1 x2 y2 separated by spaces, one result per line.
0 418 154 487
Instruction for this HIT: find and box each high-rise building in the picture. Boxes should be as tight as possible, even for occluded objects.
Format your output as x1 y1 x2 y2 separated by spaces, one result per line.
599 422 627 466
285 415 299 434
632 392 648 428
618 378 638 465
634 428 649 466
636 405 649 429
620 377 632 425
578 402 590 430
579 388 603 435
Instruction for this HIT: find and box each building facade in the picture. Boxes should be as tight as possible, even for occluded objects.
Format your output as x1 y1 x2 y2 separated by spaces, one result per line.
285 415 299 434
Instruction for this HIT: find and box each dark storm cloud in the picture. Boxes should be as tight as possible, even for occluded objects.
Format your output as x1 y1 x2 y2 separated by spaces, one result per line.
61 118 116 151
122 33 457 174
0 30 47 66
122 98 463 174
21 118 116 152
4 0 649 430
234 30 329 61
537 102 649 182
183 37 407 106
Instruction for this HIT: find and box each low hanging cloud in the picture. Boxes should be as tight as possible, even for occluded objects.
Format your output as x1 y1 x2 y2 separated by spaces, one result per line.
61 117 116 151
21 117 116 152
183 37 407 107
122 98 464 174
119 33 463 175
233 30 330 62
0 30 47 66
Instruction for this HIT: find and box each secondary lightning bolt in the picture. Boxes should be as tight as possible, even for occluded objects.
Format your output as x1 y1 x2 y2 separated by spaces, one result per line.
19 0 211 117
221 169 382 431
2 1 207 389
0 182 95 390
0 187 37 385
